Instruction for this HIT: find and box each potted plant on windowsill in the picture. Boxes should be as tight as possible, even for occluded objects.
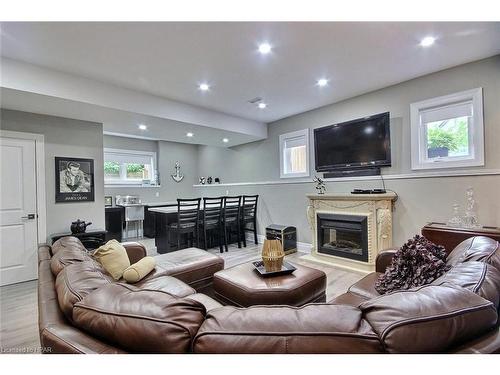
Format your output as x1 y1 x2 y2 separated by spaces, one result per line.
427 128 459 158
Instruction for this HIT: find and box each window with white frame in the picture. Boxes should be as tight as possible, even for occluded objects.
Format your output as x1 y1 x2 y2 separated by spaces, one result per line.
104 148 157 185
410 88 484 170
279 129 310 178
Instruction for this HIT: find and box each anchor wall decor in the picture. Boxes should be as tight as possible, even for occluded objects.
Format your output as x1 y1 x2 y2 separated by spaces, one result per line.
171 161 184 183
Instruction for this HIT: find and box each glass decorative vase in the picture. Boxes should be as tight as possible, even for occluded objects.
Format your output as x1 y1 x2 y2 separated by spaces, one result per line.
447 203 463 228
463 187 480 228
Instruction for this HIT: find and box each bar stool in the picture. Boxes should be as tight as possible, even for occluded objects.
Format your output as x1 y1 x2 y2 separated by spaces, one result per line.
200 197 224 253
222 196 242 252
241 195 259 247
167 198 201 250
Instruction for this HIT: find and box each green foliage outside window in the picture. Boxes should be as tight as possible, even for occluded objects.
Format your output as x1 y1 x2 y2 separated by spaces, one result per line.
427 128 459 151
427 117 469 155
126 163 146 178
104 161 120 176
104 161 150 179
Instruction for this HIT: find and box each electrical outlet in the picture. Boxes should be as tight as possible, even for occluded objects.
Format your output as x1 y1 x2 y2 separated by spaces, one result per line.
155 192 159 197
226 190 229 195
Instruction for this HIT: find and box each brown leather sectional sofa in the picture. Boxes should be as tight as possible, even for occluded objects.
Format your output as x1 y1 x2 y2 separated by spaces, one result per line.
38 235 500 353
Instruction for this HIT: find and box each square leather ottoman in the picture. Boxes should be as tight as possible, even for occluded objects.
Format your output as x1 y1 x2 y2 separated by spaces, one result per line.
213 262 326 307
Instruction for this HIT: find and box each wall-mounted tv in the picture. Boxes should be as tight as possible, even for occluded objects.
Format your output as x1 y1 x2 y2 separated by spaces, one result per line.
314 112 391 172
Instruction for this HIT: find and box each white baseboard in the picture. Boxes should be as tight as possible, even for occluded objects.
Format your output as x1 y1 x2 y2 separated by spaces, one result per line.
247 233 312 254
296 241 312 254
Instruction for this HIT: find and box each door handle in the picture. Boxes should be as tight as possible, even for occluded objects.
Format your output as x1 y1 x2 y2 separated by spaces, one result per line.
21 214 36 220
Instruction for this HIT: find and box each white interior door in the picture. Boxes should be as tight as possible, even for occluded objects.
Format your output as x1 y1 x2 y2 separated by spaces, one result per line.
0 136 38 286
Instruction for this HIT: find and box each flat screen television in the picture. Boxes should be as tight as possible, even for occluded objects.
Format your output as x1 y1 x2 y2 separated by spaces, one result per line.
314 112 391 172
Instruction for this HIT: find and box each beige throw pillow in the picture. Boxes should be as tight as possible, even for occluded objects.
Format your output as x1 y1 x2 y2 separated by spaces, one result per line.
123 256 156 283
93 239 130 280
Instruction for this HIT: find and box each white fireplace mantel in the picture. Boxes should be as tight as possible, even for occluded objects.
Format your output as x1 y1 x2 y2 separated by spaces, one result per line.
306 192 398 202
303 192 398 274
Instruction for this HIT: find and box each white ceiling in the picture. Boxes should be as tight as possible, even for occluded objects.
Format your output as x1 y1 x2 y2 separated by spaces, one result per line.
0 57 266 147
1 22 499 124
0 87 261 148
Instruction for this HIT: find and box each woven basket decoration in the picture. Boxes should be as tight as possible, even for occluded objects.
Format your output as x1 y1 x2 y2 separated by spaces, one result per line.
261 239 285 272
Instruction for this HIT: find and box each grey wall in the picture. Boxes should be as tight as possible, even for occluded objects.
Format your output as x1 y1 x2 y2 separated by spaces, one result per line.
103 135 199 203
196 56 500 247
2 56 498 247
103 134 158 153
0 109 105 242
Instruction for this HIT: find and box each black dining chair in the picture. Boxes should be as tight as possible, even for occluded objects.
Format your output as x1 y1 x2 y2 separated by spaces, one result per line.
222 196 242 252
167 198 201 250
200 197 224 253
241 195 259 247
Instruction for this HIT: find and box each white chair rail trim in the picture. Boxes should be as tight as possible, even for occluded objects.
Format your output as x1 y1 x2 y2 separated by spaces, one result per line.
193 168 500 188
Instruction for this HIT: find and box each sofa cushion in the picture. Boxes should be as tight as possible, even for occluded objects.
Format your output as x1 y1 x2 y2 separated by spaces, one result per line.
432 261 500 309
193 304 383 354
186 293 223 312
51 236 86 256
447 236 500 271
50 237 91 276
55 261 113 321
125 275 196 297
121 242 147 264
152 248 225 289
93 239 131 280
330 292 370 307
123 256 156 283
360 284 498 353
73 283 206 353
347 273 382 300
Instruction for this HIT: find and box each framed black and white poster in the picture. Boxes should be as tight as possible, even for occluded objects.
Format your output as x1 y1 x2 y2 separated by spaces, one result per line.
55 157 95 203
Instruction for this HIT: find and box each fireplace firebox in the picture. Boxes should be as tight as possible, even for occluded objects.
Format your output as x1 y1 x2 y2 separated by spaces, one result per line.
316 213 368 262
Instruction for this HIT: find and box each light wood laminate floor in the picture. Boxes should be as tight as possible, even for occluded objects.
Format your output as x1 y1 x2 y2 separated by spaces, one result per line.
0 239 365 353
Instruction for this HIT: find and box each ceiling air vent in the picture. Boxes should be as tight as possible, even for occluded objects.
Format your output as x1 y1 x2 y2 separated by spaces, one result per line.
248 97 263 104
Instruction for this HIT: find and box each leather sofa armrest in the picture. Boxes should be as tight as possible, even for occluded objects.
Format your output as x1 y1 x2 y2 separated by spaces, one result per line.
122 242 147 264
375 248 398 273
449 326 500 354
192 304 382 354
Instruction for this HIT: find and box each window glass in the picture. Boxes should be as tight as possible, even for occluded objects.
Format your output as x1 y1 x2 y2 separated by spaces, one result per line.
104 161 121 179
425 116 470 159
285 144 307 173
126 163 146 179
104 149 156 185
280 129 309 178
410 88 484 170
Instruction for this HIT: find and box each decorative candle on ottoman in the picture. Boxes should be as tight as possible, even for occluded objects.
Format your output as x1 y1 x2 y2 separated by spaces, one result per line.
261 239 285 272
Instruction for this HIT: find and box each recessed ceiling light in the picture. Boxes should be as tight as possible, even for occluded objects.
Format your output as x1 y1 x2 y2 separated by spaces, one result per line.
138 124 147 130
258 43 272 54
186 132 194 137
317 78 329 87
420 36 436 47
222 138 229 143
258 102 267 109
198 83 210 91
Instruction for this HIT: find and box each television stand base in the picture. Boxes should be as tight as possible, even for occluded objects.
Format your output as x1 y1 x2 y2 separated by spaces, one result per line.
323 168 381 179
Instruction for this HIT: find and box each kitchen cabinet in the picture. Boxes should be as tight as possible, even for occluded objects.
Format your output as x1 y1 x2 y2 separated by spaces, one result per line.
105 206 124 242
